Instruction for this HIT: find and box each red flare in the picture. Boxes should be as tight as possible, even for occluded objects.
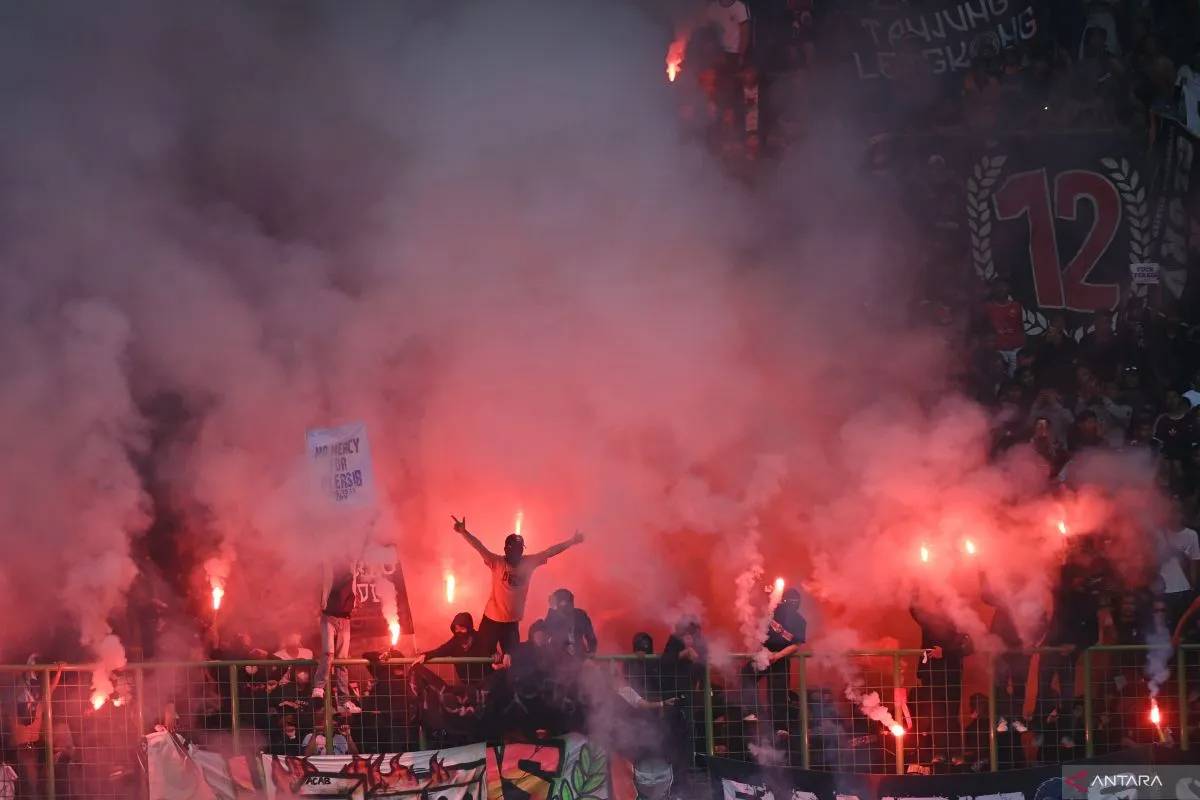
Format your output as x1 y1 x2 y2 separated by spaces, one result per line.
890 723 905 737
666 37 687 82
90 693 106 711
211 585 224 611
445 573 456 604
1150 700 1161 726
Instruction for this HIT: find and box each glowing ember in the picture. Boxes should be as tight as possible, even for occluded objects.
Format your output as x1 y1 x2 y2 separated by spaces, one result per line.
1150 700 1161 726
774 577 785 592
445 573 456 604
91 694 106 711
514 510 524 537
211 585 224 611
389 622 401 646
666 37 686 82
890 723 905 737
963 539 977 556
1057 519 1068 536
112 697 124 708
919 545 930 563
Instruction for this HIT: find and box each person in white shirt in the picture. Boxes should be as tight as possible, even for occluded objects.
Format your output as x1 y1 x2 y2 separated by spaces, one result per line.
1183 369 1200 408
1158 524 1200 628
703 0 749 61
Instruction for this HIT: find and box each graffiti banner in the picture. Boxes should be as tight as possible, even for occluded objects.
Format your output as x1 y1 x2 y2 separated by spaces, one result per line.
262 743 485 800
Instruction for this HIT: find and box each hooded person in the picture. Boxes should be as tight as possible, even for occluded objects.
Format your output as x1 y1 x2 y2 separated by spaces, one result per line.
414 612 490 682
452 515 584 658
740 587 806 737
543 588 598 660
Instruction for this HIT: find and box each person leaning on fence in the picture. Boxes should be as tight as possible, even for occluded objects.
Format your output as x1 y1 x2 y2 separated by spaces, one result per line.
2 660 63 799
740 587 806 738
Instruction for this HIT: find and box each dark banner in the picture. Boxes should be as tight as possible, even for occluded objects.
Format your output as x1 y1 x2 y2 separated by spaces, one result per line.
831 0 1041 82
885 131 1159 333
708 745 1177 800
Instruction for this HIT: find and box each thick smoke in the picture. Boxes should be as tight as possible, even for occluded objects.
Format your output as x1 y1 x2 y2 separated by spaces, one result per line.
0 0 1167 673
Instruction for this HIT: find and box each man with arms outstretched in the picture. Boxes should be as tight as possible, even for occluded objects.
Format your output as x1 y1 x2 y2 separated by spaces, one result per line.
452 515 584 659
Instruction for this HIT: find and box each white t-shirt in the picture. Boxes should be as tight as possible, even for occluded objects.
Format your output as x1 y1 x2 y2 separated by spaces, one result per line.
704 0 749 54
1159 527 1200 595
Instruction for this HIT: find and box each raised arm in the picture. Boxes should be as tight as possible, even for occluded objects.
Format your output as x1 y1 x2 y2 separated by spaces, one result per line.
452 516 495 562
529 531 585 563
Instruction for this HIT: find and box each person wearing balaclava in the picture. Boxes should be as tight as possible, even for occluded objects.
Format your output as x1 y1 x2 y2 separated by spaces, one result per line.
740 587 806 738
414 612 489 682
452 515 584 660
543 588 598 660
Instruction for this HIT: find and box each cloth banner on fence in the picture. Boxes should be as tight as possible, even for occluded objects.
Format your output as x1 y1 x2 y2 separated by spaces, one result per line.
146 729 219 800
306 422 376 507
708 745 1176 800
262 742 485 800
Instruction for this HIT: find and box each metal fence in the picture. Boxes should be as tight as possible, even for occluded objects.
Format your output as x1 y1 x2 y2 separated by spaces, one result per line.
0 646 1192 798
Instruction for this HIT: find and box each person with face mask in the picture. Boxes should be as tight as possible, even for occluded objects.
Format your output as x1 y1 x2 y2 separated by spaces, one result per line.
543 589 598 661
414 612 490 682
740 587 806 738
452 515 584 659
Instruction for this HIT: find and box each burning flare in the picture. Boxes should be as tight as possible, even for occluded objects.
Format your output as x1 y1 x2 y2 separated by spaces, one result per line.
919 544 930 563
963 539 977 556
91 693 106 711
1150 699 1162 726
667 37 686 82
774 577 785 592
1057 519 1068 536
666 37 687 82
211 585 224 611
514 509 524 536
890 723 905 737
445 573 456 604
389 622 401 646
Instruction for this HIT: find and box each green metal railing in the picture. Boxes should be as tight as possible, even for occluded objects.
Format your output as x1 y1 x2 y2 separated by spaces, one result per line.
0 645 1194 798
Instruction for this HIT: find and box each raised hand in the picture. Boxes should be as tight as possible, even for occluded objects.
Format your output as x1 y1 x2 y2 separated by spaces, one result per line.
572 530 585 545
451 515 467 534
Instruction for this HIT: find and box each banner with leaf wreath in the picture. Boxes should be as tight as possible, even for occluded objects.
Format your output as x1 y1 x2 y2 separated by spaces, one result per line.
965 135 1152 335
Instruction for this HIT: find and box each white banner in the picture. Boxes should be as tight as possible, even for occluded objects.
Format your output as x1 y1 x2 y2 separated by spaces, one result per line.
261 743 486 800
1131 261 1161 286
306 422 376 506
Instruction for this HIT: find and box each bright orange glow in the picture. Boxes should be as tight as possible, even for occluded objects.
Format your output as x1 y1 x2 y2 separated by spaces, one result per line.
389 622 401 646
91 694 106 711
919 545 930 563
890 723 905 737
666 37 686 82
112 697 124 708
964 539 977 556
1150 700 1161 725
211 585 224 611
514 510 523 536
774 577 785 592
1057 519 1068 536
445 573 456 604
